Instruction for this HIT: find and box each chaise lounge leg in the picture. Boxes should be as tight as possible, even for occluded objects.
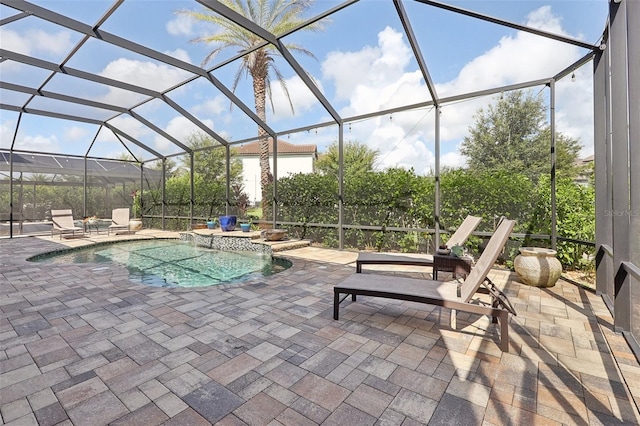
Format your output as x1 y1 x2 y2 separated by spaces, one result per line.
333 292 339 320
491 296 499 323
499 311 509 352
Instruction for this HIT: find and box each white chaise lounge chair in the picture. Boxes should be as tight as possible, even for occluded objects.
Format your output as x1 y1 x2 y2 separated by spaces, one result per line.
355 215 482 273
335 218 516 351
108 208 130 236
51 209 84 239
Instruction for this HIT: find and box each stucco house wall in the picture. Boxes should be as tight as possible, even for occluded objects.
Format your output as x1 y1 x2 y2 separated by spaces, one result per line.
235 139 317 204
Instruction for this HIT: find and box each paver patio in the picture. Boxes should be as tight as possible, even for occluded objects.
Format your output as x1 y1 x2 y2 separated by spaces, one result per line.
1 231 639 425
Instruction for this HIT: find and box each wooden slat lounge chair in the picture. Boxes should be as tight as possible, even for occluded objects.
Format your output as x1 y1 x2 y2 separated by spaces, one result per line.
335 218 516 351
51 209 84 239
108 208 130 236
355 215 482 273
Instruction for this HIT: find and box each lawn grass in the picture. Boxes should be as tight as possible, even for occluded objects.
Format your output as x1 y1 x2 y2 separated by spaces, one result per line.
247 207 262 219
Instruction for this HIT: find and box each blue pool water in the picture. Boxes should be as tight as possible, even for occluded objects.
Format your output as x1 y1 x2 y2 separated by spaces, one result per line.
30 239 291 288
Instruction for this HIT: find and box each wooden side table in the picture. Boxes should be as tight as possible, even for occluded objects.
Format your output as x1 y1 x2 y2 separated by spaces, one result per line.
433 254 472 280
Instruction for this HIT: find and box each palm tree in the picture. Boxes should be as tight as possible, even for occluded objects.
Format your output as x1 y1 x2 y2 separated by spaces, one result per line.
179 0 324 220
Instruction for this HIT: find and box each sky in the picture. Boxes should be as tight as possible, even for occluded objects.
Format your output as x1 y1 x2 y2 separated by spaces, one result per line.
0 0 609 175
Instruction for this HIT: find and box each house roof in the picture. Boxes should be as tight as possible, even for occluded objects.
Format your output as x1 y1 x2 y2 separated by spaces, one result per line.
0 152 159 183
234 139 317 156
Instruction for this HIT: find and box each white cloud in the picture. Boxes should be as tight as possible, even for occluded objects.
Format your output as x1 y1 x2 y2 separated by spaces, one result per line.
192 95 227 116
268 75 325 121
64 126 89 142
555 69 594 158
320 7 592 174
103 115 155 153
162 115 215 144
0 28 73 57
0 29 31 56
322 46 381 102
0 120 16 149
322 26 416 107
166 13 195 36
14 133 59 153
441 151 467 169
437 8 579 97
164 48 192 64
322 27 436 172
97 58 192 106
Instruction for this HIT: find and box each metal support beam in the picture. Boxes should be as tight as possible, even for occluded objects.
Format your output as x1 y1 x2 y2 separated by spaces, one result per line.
197 0 342 124
549 80 557 250
594 47 613 301
8 113 22 238
225 145 231 216
128 111 192 154
272 133 278 229
394 0 439 105
434 105 441 248
338 123 344 250
1 82 127 113
626 0 640 359
0 49 159 97
83 157 87 217
609 0 631 333
104 123 164 159
161 159 166 230
190 153 195 230
415 0 599 51
0 103 104 124
162 95 228 146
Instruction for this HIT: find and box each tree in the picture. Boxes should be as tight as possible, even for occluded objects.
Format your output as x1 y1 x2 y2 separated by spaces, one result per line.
176 132 245 218
177 132 242 184
179 0 324 220
316 140 379 178
528 175 595 269
460 90 582 181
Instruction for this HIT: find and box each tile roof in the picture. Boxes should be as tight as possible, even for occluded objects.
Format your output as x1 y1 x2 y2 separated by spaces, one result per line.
234 138 317 155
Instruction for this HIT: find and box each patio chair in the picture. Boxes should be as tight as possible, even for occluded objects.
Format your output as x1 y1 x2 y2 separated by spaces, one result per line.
334 218 516 351
51 209 84 239
108 208 130 236
355 215 482 273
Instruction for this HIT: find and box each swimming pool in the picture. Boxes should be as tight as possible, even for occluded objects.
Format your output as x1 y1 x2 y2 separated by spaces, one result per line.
30 239 291 288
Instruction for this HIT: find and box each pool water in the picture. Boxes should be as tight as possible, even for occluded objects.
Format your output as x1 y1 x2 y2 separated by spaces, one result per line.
31 239 291 288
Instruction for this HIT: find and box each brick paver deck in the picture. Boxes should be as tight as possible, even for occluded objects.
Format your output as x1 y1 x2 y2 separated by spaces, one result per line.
1 231 639 425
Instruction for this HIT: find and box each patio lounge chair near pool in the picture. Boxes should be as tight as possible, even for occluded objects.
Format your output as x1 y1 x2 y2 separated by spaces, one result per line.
108 208 130 236
51 209 84 239
355 214 482 273
335 218 516 351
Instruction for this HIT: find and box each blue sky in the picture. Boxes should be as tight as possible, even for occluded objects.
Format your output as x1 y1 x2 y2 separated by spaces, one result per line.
0 0 608 174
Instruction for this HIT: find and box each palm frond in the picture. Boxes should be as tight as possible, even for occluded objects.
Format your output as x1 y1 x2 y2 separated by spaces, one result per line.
271 64 295 115
181 0 324 116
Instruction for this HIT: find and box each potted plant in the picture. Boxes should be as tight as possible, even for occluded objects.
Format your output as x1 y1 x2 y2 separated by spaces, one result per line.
129 190 143 231
218 215 237 231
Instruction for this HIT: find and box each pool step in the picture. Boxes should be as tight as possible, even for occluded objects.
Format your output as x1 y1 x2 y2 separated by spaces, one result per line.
266 239 312 252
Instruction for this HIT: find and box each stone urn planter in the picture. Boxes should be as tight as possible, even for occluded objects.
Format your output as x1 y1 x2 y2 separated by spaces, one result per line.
514 247 562 287
129 218 143 231
262 229 287 241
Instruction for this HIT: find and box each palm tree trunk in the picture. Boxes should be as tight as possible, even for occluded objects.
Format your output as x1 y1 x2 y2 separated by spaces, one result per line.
252 57 272 224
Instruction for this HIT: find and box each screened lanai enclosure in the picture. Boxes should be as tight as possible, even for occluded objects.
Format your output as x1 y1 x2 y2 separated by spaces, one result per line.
0 1 638 359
